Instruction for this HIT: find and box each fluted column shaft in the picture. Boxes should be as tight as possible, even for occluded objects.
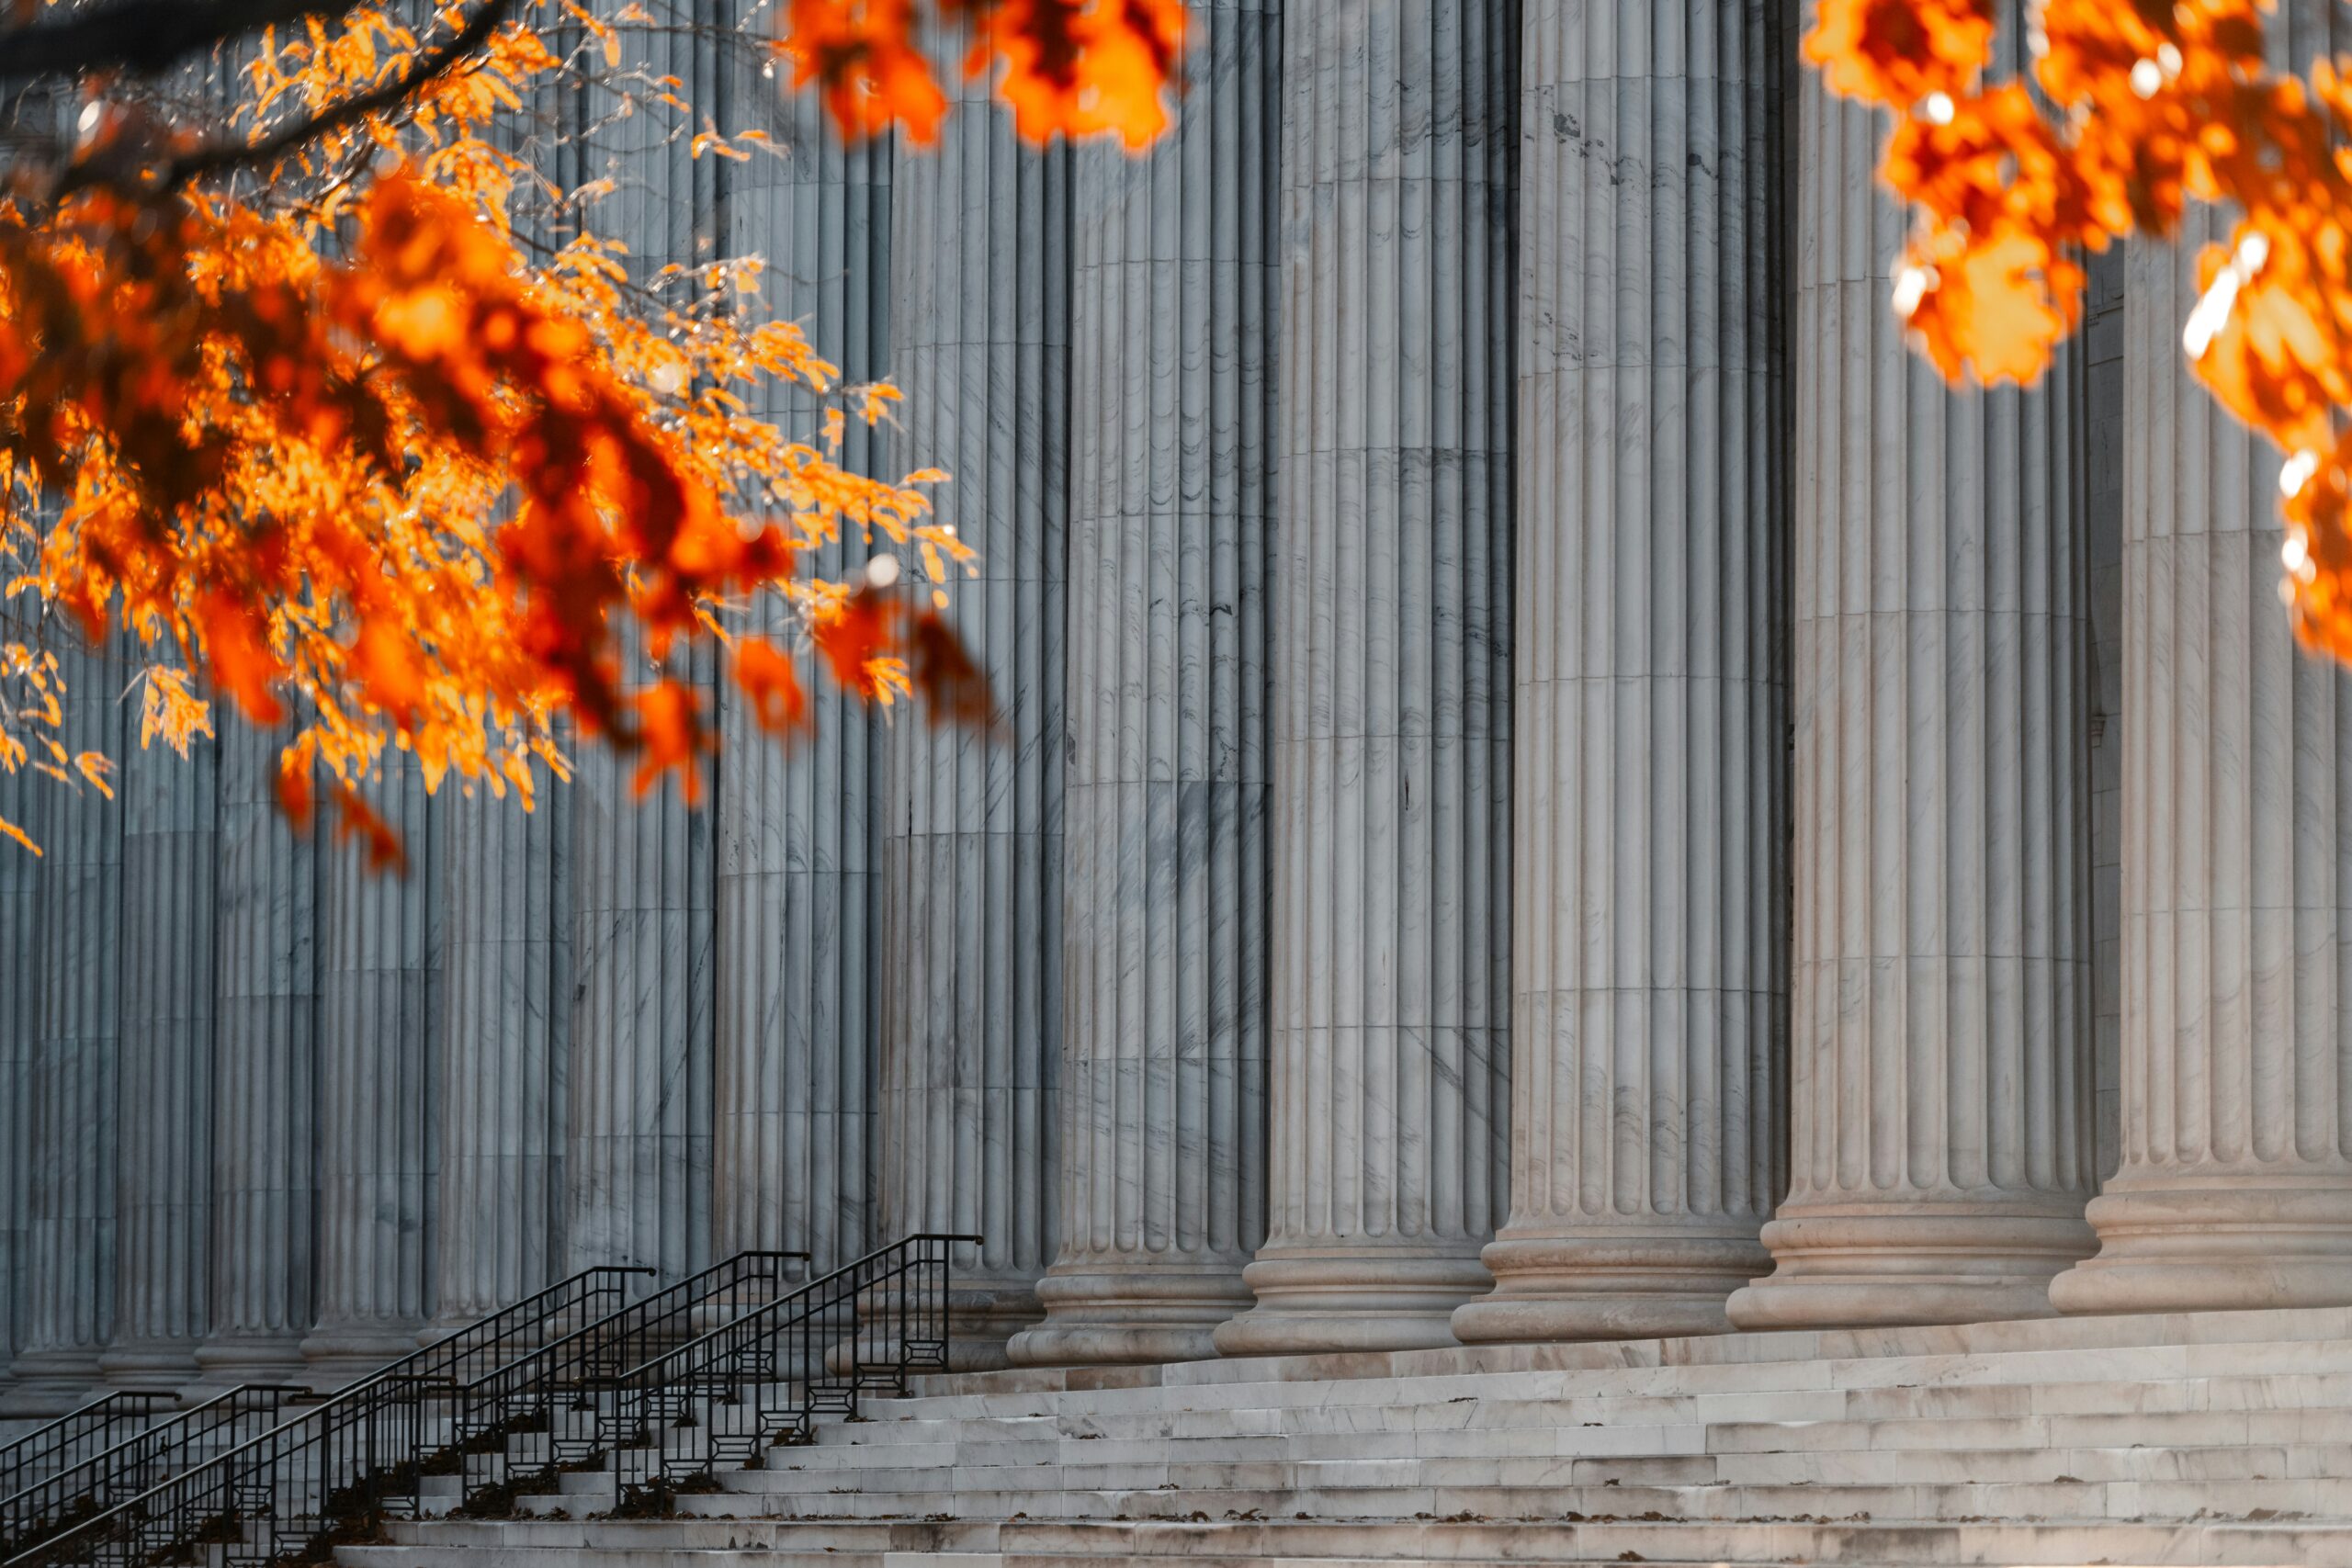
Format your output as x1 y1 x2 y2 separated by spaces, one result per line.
561 16 719 1286
714 87 890 1277
199 727 317 1383
302 759 434 1385
10 637 125 1410
105 720 217 1382
1724 19 2097 1330
1455 0 1786 1346
434 789 567 1327
0 724 43 1399
878 40 1070 1368
568 733 713 1279
1006 0 1278 1369
2052 59 2352 1310
1215 0 1516 1358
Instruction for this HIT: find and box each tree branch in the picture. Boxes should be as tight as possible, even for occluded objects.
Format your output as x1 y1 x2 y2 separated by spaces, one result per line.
0 0 366 82
52 0 518 198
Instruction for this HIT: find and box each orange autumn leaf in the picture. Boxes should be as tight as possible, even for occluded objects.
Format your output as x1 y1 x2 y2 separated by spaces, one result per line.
0 0 1093 861
909 607 992 728
1804 0 1995 108
781 0 1188 147
276 759 316 831
733 635 809 735
1809 0 2352 665
810 587 901 699
777 0 950 145
330 781 408 875
630 680 708 804
198 591 288 726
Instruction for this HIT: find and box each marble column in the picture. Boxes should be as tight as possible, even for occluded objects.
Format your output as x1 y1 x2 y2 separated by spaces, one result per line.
1214 0 1517 1358
877 32 1071 1368
567 723 713 1280
1005 0 1278 1369
432 788 567 1331
714 81 890 1279
1723 19 2098 1330
103 716 217 1383
0 724 42 1400
1454 0 1787 1346
198 727 317 1385
301 758 435 1386
561 12 718 1287
9 637 125 1410
2050 145 2352 1313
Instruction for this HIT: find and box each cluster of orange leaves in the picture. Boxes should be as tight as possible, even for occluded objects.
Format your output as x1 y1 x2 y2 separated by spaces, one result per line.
0 0 1193 858
1811 0 2352 659
777 0 1187 147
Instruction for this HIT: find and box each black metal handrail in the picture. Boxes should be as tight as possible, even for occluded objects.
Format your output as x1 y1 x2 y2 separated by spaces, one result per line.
6 1264 648 1568
0 1393 177 1503
449 1250 808 1504
0 1384 304 1558
606 1234 974 1498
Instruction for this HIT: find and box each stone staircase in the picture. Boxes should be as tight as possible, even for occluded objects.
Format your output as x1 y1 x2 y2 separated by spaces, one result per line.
337 1303 2352 1567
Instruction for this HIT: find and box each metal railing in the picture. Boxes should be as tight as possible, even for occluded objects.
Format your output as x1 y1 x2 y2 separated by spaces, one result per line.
0 1393 177 1504
0 1384 304 1558
6 1265 647 1568
449 1250 808 1506
607 1234 972 1499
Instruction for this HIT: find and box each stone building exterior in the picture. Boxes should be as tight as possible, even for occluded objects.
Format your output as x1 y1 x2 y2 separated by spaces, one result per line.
2 0 2345 1425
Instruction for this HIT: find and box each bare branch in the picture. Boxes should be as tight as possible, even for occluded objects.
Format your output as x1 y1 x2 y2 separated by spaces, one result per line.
0 0 366 83
52 0 519 198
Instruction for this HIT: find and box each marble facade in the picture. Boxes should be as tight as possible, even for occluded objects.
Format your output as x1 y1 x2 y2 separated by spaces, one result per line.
13 0 2352 1416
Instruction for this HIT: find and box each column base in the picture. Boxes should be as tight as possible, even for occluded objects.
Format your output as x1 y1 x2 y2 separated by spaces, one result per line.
300 1320 425 1392
2052 1174 2352 1316
98 1339 203 1390
1724 1203 2094 1332
195 1333 312 1390
1005 1258 1255 1367
1452 1228 1769 1344
1212 1247 1492 1358
2 1348 108 1416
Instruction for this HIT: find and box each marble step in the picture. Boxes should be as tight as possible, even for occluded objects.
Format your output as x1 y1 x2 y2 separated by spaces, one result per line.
342 1514 2352 1566
785 1396 2352 1466
862 1338 2352 1426
608 1474 2352 1525
831 1365 2352 1443
905 1304 2352 1399
734 1404 2352 1488
739 1441 2346 1487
